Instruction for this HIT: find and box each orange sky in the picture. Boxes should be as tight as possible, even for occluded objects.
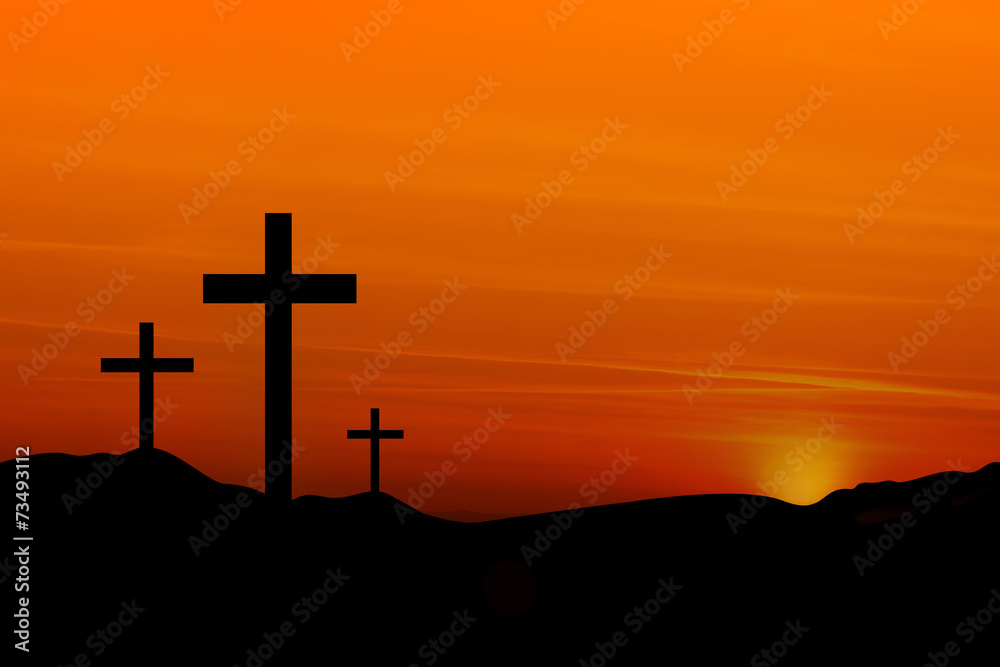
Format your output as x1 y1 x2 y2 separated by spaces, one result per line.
2 0 998 517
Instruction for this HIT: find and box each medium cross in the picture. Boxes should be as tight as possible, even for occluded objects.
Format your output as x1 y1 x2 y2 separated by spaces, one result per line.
101 322 194 450
347 408 404 493
203 213 357 503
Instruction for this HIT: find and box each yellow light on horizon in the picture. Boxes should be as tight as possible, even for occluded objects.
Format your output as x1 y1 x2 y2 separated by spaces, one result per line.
750 432 852 506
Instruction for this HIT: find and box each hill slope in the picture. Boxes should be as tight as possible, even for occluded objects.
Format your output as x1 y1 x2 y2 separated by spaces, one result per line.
5 450 1000 666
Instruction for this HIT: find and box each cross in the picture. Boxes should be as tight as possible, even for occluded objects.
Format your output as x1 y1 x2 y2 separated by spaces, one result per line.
203 213 357 503
347 408 404 493
101 322 194 450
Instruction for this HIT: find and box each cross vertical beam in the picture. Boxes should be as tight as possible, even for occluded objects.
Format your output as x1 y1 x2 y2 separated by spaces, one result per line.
270 294 293 502
139 322 153 448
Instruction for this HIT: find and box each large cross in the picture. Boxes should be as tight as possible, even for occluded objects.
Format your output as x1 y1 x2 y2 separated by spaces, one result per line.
347 408 404 493
203 212 357 503
101 322 194 450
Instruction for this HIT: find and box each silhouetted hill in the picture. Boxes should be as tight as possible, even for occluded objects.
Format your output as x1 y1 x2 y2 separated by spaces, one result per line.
431 509 511 523
5 450 1000 666
816 461 1000 523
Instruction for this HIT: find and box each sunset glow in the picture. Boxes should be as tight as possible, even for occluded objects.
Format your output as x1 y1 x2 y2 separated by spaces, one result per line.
3 0 998 517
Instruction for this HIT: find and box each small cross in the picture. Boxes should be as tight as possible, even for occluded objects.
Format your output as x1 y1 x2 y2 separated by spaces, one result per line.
347 408 404 493
101 322 194 450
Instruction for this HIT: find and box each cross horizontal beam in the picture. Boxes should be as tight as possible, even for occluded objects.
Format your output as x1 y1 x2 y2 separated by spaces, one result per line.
101 358 194 373
203 273 357 304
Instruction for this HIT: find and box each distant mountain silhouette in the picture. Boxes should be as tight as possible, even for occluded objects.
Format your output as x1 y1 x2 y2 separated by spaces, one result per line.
6 450 1000 666
816 462 1000 524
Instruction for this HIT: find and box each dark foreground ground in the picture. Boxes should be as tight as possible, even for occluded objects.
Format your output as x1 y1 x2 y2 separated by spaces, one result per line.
4 450 1000 666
